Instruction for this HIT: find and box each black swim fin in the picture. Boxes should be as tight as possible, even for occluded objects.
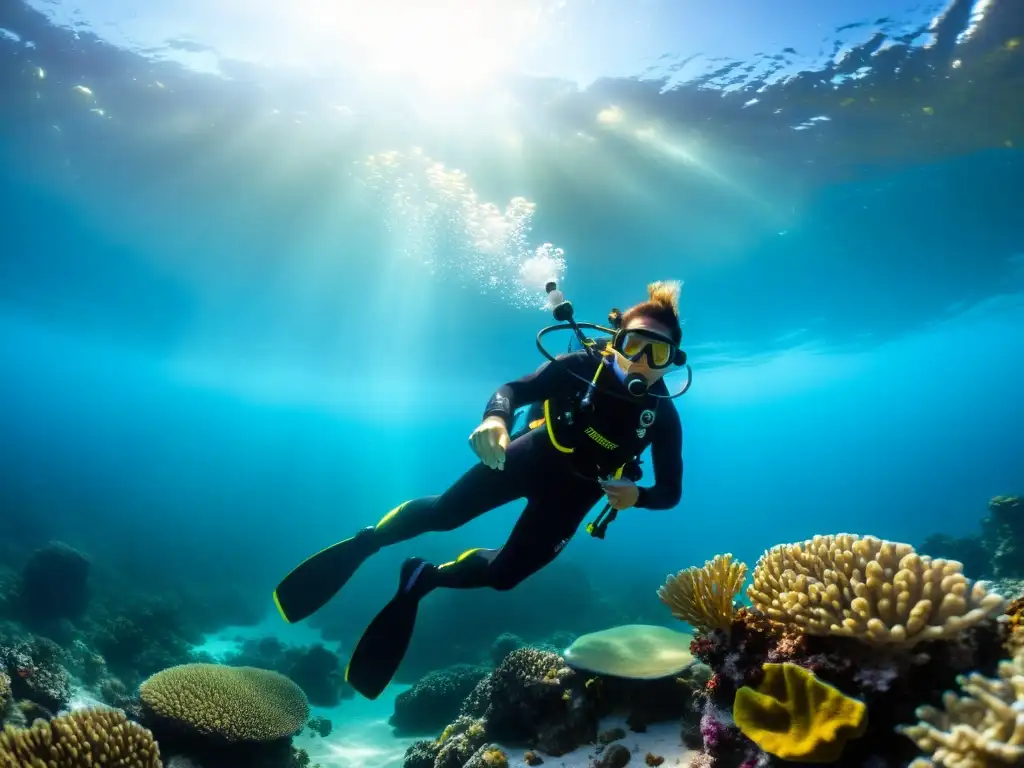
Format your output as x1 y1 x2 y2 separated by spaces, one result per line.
273 527 378 624
345 557 432 700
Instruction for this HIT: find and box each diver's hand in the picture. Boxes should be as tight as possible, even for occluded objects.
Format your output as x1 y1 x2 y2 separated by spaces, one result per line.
469 416 510 470
600 478 639 510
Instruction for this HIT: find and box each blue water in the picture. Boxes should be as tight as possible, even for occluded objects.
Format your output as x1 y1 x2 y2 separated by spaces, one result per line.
0 0 1023 753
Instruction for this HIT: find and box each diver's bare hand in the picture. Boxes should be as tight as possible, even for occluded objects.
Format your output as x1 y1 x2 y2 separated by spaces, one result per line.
469 416 510 470
600 478 639 510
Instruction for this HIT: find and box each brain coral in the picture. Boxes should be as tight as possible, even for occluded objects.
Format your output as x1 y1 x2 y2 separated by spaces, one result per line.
139 664 309 742
0 707 162 767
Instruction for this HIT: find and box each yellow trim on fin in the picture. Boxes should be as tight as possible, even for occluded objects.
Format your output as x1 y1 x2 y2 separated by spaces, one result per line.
272 590 292 624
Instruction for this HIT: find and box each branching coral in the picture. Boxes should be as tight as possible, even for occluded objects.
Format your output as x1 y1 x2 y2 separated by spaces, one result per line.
658 554 748 634
747 534 1007 646
0 707 162 767
896 646 1024 766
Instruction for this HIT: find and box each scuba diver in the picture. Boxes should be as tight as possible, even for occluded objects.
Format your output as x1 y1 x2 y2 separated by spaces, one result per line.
273 280 689 700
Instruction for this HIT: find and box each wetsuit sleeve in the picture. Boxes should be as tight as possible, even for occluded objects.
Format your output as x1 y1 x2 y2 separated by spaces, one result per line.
635 405 683 510
482 354 580 430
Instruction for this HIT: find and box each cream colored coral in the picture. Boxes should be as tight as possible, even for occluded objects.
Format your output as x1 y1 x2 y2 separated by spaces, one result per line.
139 663 309 742
747 534 1007 646
0 707 162 767
658 553 747 633
897 646 1024 767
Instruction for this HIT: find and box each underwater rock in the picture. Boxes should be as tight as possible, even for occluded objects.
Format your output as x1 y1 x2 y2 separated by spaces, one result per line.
489 633 526 667
390 664 490 735
12 542 91 628
282 644 349 708
462 647 598 756
919 532 989 580
307 715 332 738
0 635 71 714
594 743 630 768
224 637 353 708
98 675 143 720
982 495 1024 579
88 597 195 687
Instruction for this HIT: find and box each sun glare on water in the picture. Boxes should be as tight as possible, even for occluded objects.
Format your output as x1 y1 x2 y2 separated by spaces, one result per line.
290 0 543 96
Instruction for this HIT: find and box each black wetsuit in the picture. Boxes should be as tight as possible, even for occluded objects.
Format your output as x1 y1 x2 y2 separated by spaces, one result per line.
369 350 683 591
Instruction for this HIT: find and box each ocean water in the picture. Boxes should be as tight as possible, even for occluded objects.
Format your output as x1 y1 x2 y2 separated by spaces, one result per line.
0 1 1022 767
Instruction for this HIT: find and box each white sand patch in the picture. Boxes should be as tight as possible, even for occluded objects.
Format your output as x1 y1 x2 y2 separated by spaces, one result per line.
295 683 418 768
500 717 694 768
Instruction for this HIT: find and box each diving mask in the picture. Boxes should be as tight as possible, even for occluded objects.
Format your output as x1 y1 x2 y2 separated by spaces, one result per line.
612 328 686 370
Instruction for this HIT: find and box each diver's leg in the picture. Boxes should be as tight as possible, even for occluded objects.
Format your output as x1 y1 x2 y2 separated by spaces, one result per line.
275 430 543 623
419 479 604 591
344 481 602 699
368 428 544 547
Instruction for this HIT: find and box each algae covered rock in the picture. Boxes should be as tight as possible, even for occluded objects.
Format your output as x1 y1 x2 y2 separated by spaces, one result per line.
391 664 490 734
461 647 598 756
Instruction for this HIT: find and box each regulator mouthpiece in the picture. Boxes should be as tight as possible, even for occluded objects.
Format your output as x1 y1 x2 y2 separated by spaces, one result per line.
625 373 648 397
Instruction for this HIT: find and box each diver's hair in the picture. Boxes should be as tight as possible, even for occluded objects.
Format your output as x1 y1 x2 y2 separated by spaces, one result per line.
620 280 683 343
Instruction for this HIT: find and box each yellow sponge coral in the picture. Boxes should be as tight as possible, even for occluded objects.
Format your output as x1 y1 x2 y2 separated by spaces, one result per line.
733 662 867 763
747 533 1007 646
0 707 162 767
139 663 309 742
657 553 747 634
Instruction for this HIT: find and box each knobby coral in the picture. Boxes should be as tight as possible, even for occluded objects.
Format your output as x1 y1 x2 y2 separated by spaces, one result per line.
747 534 1007 646
658 554 748 634
897 645 1024 766
139 663 309 742
733 662 867 763
0 707 162 767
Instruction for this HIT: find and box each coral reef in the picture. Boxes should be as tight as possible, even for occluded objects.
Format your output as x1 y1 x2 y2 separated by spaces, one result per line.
897 644 1024 766
667 529 1018 768
391 664 490 735
404 715 489 768
0 706 162 767
462 647 598 756
657 554 747 634
747 533 1007 646
139 663 309 743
